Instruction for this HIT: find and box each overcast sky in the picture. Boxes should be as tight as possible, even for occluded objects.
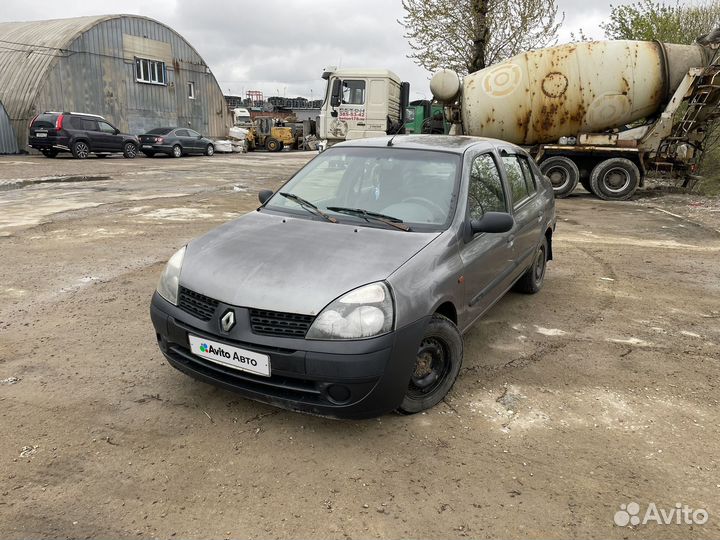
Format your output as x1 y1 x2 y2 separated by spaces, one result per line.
1 0 633 100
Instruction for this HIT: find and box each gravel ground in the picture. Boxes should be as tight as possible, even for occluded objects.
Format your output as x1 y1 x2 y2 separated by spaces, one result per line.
0 152 719 539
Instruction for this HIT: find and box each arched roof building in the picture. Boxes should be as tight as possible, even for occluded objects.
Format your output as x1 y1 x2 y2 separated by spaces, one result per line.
0 14 230 152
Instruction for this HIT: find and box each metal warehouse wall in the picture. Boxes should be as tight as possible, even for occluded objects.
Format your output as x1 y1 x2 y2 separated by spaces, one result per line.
0 15 230 151
0 100 19 154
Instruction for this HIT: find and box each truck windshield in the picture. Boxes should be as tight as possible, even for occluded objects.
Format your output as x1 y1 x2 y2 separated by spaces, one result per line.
264 147 461 231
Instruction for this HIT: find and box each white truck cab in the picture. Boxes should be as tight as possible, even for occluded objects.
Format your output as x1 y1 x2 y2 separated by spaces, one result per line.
318 67 409 149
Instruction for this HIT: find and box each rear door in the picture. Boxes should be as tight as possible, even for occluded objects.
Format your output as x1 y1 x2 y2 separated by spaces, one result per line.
459 151 517 318
175 129 191 152
499 149 544 273
186 129 202 152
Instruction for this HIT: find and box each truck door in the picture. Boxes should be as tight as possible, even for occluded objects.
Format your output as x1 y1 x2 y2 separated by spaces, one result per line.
459 151 517 318
338 79 367 140
499 150 544 275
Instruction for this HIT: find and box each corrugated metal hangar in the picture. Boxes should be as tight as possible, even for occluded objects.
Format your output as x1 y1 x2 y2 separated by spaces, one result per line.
0 14 230 153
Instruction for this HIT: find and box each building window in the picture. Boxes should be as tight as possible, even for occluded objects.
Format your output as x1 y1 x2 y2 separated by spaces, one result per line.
135 57 167 85
188 82 195 99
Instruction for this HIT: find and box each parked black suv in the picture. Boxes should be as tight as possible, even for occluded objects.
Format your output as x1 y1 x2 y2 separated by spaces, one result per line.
28 112 139 159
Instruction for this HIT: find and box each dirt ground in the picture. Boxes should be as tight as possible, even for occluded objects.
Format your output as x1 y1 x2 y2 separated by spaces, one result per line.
0 152 719 539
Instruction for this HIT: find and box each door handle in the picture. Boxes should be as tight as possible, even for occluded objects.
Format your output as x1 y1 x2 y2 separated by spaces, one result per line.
507 235 515 247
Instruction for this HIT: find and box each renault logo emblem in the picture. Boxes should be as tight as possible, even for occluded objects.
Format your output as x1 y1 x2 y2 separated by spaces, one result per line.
220 310 235 332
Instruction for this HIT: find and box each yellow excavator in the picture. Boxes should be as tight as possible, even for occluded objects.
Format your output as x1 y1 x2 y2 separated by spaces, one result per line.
246 117 296 152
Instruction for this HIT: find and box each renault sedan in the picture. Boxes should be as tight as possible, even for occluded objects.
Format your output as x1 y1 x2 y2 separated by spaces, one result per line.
150 135 556 418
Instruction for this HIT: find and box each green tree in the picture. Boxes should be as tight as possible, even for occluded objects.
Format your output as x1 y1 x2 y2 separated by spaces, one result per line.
399 0 564 75
602 0 720 44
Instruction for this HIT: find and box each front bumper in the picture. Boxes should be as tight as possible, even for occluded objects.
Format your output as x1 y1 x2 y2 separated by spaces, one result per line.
150 292 428 419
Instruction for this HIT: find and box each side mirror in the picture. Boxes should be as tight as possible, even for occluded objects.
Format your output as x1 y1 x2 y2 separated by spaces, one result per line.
330 79 342 107
258 189 273 205
197 135 203 139
470 212 514 235
114 129 120 135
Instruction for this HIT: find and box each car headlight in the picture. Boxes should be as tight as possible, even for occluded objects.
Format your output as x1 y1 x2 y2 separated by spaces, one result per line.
156 246 186 305
306 282 394 340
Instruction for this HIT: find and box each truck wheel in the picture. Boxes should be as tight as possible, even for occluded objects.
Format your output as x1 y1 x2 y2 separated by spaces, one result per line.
266 138 280 152
71 141 90 159
590 158 640 201
540 157 579 198
514 236 548 294
397 314 463 414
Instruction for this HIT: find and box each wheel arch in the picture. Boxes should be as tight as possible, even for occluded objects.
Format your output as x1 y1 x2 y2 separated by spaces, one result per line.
432 300 458 326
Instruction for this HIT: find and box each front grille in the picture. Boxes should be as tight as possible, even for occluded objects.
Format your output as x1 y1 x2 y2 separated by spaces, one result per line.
250 308 314 337
178 287 218 321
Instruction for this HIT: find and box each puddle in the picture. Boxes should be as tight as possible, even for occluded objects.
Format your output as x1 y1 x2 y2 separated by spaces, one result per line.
0 175 111 191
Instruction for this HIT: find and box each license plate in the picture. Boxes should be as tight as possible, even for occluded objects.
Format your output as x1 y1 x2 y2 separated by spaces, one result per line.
188 335 270 377
142 144 152 148
35 132 47 138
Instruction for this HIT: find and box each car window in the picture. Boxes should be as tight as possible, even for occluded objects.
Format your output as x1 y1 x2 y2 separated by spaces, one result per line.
98 121 116 134
187 129 200 137
176 129 189 137
518 156 537 196
468 153 506 220
82 119 99 131
148 127 173 135
264 147 461 230
32 114 58 128
502 154 531 207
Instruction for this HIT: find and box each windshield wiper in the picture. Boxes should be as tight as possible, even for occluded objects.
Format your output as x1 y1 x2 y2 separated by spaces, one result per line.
326 206 411 231
279 192 337 223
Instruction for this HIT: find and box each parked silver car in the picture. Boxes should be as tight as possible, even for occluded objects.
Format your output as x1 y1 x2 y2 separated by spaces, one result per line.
151 135 556 418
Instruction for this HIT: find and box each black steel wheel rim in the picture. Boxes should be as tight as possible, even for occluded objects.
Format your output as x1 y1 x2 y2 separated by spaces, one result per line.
534 244 546 283
408 337 451 398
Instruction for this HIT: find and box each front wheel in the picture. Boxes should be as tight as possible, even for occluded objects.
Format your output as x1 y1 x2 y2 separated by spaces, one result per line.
397 314 463 414
205 144 214 156
589 158 640 201
266 138 280 152
514 236 548 294
123 142 137 159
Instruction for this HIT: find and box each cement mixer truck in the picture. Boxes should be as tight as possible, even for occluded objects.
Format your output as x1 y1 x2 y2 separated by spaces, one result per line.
318 36 720 200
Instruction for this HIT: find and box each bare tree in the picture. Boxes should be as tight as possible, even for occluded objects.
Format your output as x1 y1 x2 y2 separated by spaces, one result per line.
399 0 564 75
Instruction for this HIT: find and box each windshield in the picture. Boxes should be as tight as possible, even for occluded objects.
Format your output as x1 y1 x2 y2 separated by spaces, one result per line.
265 147 461 230
148 127 173 135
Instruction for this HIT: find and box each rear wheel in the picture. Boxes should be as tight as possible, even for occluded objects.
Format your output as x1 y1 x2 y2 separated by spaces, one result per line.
540 156 579 198
172 144 182 158
397 314 463 414
41 149 58 158
71 141 90 159
589 158 640 201
266 138 280 152
205 144 214 156
514 236 548 294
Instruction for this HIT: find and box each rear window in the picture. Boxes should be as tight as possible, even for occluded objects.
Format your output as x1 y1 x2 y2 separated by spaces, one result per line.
32 114 58 128
148 127 173 135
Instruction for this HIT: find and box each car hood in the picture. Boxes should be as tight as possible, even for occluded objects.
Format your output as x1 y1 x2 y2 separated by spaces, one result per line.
180 211 439 315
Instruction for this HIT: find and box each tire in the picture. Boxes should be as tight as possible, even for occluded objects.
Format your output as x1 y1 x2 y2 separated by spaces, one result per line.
514 235 548 294
41 149 58 158
589 158 640 201
540 156 579 198
71 140 90 159
205 144 214 156
142 151 155 158
266 138 280 152
123 142 138 159
397 314 463 414
172 144 182 158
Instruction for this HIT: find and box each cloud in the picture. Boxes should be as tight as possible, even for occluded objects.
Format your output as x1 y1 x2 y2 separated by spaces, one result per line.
0 0 634 99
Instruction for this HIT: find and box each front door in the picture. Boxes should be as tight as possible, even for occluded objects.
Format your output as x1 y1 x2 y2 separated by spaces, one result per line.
97 120 122 152
186 129 202 152
459 151 516 319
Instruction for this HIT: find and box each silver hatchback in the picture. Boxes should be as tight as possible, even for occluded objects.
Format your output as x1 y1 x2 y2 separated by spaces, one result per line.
150 135 556 418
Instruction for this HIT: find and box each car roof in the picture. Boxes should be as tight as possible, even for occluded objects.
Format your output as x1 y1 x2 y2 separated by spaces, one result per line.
334 134 520 155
